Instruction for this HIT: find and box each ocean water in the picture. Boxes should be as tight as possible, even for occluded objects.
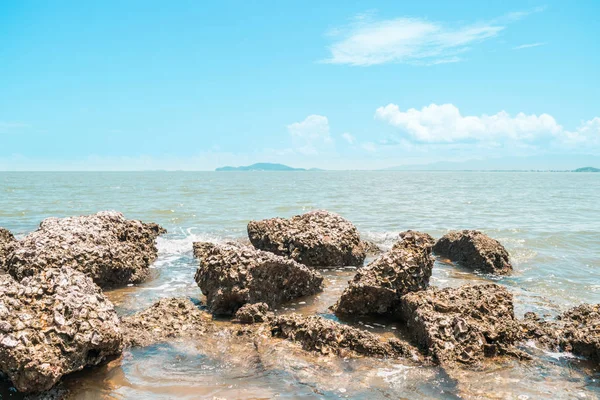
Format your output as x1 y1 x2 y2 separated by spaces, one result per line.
1 171 599 399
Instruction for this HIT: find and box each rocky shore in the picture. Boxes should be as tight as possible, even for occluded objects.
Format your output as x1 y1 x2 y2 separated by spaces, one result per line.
0 209 598 396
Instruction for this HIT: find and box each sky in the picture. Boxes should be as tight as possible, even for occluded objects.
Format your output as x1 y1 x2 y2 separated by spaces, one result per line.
1 0 599 170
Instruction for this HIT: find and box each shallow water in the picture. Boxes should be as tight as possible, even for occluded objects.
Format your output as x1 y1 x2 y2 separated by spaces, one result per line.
1 171 599 399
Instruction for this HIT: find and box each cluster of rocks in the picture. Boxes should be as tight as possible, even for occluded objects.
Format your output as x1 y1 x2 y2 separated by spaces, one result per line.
4 211 166 288
193 242 323 315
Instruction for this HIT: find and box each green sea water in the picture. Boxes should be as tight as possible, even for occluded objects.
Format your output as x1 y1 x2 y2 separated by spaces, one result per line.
1 171 599 399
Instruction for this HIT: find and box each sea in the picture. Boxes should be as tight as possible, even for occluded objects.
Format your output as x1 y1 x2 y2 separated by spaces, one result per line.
0 171 599 399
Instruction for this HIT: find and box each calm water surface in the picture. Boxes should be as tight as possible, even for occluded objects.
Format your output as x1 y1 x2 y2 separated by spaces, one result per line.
0 171 599 399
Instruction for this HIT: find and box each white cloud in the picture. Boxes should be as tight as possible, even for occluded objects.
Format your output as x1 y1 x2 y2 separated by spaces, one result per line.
513 42 546 50
341 132 355 144
323 8 544 66
287 114 333 155
375 103 599 146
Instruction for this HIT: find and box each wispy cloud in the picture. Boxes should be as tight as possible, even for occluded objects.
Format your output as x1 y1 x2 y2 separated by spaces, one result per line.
513 42 546 50
341 132 355 144
287 114 333 155
322 7 544 66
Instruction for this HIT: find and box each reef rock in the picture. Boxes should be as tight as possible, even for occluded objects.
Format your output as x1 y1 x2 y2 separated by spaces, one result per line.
234 302 274 324
0 268 122 393
433 230 512 275
554 304 600 363
333 231 434 317
193 242 323 315
271 314 419 359
247 210 365 267
121 298 211 347
5 211 166 288
399 284 523 366
0 228 16 270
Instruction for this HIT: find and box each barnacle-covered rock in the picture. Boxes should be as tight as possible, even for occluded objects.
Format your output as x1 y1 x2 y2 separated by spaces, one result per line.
193 242 323 316
0 268 123 393
247 210 365 267
433 230 512 275
120 297 211 347
333 231 434 317
399 284 523 366
0 228 16 270
555 304 600 363
5 211 166 288
233 302 273 324
271 313 419 359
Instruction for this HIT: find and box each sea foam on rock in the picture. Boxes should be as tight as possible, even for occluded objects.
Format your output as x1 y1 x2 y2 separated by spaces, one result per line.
333 231 435 317
0 268 123 393
5 211 166 288
399 283 524 366
247 210 366 267
193 242 324 315
433 230 512 275
0 227 16 271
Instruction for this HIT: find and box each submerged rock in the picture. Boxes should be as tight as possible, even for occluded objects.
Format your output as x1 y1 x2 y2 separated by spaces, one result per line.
121 298 211 348
193 242 324 315
0 268 122 393
5 211 166 288
0 228 16 270
333 231 434 317
433 230 512 275
399 284 524 366
247 210 366 267
271 314 419 359
234 302 274 324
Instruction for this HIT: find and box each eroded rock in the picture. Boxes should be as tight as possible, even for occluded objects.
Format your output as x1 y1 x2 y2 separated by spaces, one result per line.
234 302 274 324
333 231 434 317
433 230 512 275
556 304 600 363
0 268 123 393
193 242 323 315
120 297 211 347
247 210 365 267
5 211 166 288
399 284 524 366
271 314 419 359
0 228 16 270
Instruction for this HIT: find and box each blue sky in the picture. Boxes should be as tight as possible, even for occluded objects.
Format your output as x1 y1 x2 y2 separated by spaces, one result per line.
1 0 599 170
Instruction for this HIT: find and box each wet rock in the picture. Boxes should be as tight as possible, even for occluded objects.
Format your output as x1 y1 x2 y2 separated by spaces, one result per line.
121 298 211 347
247 210 365 267
234 303 274 324
0 268 122 393
359 240 382 256
433 230 512 275
5 211 166 288
333 231 434 317
556 304 600 363
398 284 523 366
271 314 419 359
0 228 16 271
193 242 323 316
519 312 560 349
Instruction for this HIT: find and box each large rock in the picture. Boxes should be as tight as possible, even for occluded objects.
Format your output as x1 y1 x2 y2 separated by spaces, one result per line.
120 298 211 348
399 284 524 366
271 313 419 359
5 211 166 288
433 230 512 275
0 268 123 393
247 210 366 267
0 228 16 270
193 242 324 315
556 304 600 363
333 231 434 317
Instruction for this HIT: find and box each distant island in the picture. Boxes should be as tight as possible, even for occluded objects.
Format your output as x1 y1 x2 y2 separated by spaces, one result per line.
216 163 322 171
574 167 600 172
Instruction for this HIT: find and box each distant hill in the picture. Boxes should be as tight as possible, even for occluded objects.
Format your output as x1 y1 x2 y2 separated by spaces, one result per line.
216 163 322 171
574 167 600 172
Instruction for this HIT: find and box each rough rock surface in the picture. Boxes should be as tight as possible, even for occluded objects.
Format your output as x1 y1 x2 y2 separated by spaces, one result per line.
193 242 324 315
556 304 600 363
0 268 123 393
433 230 512 275
234 302 274 323
0 228 16 270
359 240 382 256
399 284 523 366
333 231 435 317
247 210 366 267
121 298 211 347
271 314 419 359
5 211 166 288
